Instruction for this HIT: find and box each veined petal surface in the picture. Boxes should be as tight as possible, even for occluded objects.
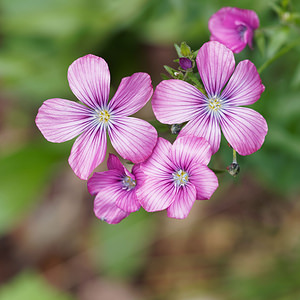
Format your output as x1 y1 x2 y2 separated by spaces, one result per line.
108 73 153 116
35 98 92 143
171 136 212 169
107 153 125 172
188 164 219 200
69 125 107 180
137 177 177 212
140 137 174 178
108 117 157 164
152 79 206 124
179 113 221 155
220 107 268 155
115 191 140 213
94 192 130 224
197 41 235 97
221 60 265 106
68 54 110 109
167 184 196 219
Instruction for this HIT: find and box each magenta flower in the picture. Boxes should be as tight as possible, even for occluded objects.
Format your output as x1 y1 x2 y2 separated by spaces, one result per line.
137 136 218 219
152 41 267 156
36 54 157 180
208 7 259 53
88 153 141 224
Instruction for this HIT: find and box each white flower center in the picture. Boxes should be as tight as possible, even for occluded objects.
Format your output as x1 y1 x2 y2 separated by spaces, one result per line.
97 109 111 124
122 175 136 191
208 97 222 112
172 169 189 187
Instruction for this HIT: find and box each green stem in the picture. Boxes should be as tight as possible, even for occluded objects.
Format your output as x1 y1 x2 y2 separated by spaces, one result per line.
258 37 300 74
232 149 237 164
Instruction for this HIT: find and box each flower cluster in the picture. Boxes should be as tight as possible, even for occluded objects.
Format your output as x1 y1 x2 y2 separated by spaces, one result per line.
36 7 268 224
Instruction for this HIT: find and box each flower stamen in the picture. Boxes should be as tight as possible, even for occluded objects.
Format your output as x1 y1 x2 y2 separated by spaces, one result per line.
208 97 222 112
122 175 136 191
172 169 189 187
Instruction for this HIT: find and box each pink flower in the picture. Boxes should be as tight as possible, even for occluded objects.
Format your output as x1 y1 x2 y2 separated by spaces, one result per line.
87 153 141 224
137 136 218 219
36 55 157 180
152 41 267 156
208 7 259 53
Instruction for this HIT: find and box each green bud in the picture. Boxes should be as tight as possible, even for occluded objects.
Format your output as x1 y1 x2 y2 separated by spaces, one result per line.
180 42 192 57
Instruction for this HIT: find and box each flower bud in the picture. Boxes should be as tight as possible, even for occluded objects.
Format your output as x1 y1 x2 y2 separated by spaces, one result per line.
226 162 240 177
179 57 193 70
170 124 182 134
180 42 192 57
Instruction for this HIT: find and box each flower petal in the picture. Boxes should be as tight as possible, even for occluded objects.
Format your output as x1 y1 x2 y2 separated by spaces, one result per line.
196 41 235 97
35 98 92 143
107 153 125 172
220 107 268 155
188 164 218 200
68 125 107 180
179 112 221 155
115 190 140 213
108 117 157 164
68 54 110 109
139 137 174 178
94 192 130 224
209 7 259 53
221 60 265 106
171 136 213 170
108 73 153 116
167 184 196 219
152 79 206 124
137 177 177 212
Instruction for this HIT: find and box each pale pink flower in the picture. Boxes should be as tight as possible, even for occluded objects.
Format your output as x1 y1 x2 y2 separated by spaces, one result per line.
152 41 267 156
209 7 259 53
137 136 218 219
88 154 141 224
36 55 157 180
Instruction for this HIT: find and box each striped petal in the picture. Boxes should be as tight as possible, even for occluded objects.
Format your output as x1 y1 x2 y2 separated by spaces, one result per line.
68 54 110 109
108 117 157 164
108 73 153 116
221 60 265 106
137 177 177 212
115 190 140 213
171 136 212 170
197 41 235 97
35 98 92 143
94 192 130 224
167 184 196 219
68 125 107 180
188 164 219 200
179 112 221 155
107 153 125 172
152 79 206 124
220 107 268 155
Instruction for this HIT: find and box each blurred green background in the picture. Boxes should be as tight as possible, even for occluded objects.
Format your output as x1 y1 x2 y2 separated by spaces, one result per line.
0 0 300 299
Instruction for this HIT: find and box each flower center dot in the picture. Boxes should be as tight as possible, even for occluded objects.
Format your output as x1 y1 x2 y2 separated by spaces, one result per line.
122 176 136 191
208 97 222 112
172 169 189 187
98 109 111 123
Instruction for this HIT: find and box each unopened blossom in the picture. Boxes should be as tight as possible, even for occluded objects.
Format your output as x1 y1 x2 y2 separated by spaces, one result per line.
209 7 259 53
137 136 218 219
88 154 141 224
152 41 267 156
36 55 157 180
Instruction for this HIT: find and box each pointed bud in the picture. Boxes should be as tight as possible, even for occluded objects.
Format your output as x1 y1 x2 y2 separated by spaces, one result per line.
226 162 240 177
180 42 192 57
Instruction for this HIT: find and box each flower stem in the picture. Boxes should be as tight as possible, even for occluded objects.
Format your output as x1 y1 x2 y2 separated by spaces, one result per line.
258 37 300 74
232 149 237 164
